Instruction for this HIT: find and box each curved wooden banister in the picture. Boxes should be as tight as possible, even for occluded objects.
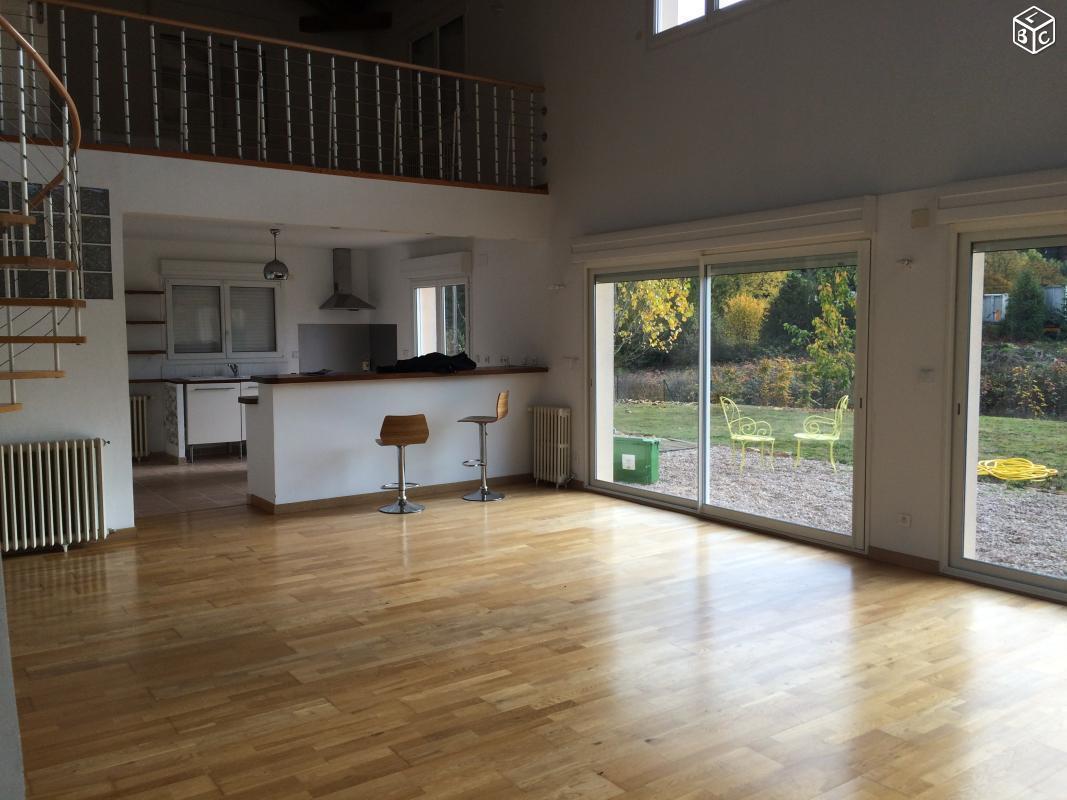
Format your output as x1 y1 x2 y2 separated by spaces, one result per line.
0 12 82 210
33 0 546 94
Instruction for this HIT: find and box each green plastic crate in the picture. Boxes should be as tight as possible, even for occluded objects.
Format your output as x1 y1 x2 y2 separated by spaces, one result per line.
613 435 660 484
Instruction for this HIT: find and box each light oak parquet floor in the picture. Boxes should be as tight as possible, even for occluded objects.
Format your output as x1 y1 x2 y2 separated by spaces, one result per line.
4 487 1067 799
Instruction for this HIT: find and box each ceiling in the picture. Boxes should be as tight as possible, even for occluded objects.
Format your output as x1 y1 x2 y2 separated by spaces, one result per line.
123 214 433 249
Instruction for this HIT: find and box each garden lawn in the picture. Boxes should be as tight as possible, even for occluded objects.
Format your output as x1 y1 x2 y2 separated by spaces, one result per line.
614 401 856 465
615 401 1067 483
979 415 1067 492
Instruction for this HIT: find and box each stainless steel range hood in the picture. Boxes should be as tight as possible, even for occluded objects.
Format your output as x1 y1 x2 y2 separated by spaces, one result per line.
320 249 375 310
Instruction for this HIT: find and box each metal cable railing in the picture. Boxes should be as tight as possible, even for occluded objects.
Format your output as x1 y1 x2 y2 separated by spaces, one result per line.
17 0 548 190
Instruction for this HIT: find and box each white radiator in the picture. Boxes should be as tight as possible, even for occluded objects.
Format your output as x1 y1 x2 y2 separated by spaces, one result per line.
130 395 150 460
0 438 107 553
531 406 571 488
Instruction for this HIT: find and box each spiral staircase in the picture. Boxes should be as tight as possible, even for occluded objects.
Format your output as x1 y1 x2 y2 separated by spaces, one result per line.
0 10 84 416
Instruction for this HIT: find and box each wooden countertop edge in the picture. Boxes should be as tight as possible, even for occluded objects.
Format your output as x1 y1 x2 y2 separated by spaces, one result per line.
253 367 549 385
129 378 255 385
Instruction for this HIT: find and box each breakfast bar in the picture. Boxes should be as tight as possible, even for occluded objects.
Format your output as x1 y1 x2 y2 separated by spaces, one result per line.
244 367 549 511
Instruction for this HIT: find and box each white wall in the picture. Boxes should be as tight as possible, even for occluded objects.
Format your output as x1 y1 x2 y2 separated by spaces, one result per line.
447 0 1067 563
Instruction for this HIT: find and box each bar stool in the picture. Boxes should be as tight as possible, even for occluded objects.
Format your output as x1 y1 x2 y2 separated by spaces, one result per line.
459 390 509 502
377 414 429 514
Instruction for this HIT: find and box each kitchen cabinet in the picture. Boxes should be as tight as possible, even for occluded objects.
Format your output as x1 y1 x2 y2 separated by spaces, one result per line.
185 382 242 448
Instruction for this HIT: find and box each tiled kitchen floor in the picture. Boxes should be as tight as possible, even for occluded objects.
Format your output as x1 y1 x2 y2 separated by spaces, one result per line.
132 454 248 518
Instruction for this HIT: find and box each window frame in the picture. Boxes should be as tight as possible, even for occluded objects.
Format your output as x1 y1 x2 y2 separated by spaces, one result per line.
585 240 871 555
166 277 284 361
408 12 466 72
411 275 471 357
649 0 781 44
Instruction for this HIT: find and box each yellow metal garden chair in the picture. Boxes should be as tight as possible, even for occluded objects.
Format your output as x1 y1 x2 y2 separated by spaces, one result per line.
719 397 775 473
794 395 849 471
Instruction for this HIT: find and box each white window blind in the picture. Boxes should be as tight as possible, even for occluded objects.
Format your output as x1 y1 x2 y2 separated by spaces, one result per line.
172 284 222 354
415 286 438 355
229 286 277 353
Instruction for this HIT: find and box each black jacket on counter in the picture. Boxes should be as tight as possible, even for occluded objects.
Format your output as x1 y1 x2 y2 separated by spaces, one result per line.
378 351 477 374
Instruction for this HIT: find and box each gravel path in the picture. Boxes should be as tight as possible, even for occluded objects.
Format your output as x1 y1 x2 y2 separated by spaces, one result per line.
974 483 1067 578
620 445 853 535
619 446 1067 577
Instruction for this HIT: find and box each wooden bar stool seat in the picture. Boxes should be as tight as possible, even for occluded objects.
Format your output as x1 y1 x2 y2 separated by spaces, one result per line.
459 390 508 502
377 414 429 514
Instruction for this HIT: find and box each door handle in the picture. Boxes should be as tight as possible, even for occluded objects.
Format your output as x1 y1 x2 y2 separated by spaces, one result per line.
191 387 237 391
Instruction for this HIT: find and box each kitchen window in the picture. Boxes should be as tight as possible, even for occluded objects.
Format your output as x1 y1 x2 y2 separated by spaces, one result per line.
167 279 282 359
413 278 469 356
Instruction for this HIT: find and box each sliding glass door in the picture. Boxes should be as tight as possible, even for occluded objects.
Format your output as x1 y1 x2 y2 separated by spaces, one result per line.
592 268 701 504
702 249 867 546
951 233 1067 593
590 246 868 547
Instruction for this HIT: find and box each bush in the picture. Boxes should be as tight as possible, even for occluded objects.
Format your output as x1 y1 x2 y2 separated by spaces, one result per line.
979 342 1067 419
614 368 699 402
719 294 767 348
1011 366 1048 418
1006 270 1047 341
619 357 819 410
752 357 797 406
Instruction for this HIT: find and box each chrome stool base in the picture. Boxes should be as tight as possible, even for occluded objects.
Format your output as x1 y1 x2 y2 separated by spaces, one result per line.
460 419 506 504
379 499 425 514
463 488 505 502
376 438 425 515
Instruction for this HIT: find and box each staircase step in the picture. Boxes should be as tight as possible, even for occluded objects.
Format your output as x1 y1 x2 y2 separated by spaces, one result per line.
0 212 35 227
0 403 23 413
1 371 64 379
0 335 86 344
0 298 86 308
0 256 78 271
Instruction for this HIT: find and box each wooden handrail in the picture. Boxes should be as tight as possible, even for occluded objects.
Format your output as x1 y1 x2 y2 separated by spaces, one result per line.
0 13 81 210
33 0 547 94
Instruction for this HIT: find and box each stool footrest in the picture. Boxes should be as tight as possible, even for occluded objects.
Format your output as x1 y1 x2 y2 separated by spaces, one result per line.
381 481 420 490
462 459 484 468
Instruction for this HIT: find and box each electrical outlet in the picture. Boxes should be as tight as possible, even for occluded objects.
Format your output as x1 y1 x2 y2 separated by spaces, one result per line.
898 513 912 528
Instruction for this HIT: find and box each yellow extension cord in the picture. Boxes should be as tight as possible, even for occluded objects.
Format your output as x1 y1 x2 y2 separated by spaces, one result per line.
977 458 1060 483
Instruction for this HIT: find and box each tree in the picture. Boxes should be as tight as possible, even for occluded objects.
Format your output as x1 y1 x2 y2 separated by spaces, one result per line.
984 249 1064 293
613 278 697 367
719 293 768 349
787 270 856 405
1005 269 1046 341
761 271 819 353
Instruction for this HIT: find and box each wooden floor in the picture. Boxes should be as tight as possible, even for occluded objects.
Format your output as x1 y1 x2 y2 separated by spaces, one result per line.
4 487 1067 800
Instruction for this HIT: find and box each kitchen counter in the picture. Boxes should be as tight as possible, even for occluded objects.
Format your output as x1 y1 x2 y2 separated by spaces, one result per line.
244 367 549 511
252 366 547 385
164 376 255 384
